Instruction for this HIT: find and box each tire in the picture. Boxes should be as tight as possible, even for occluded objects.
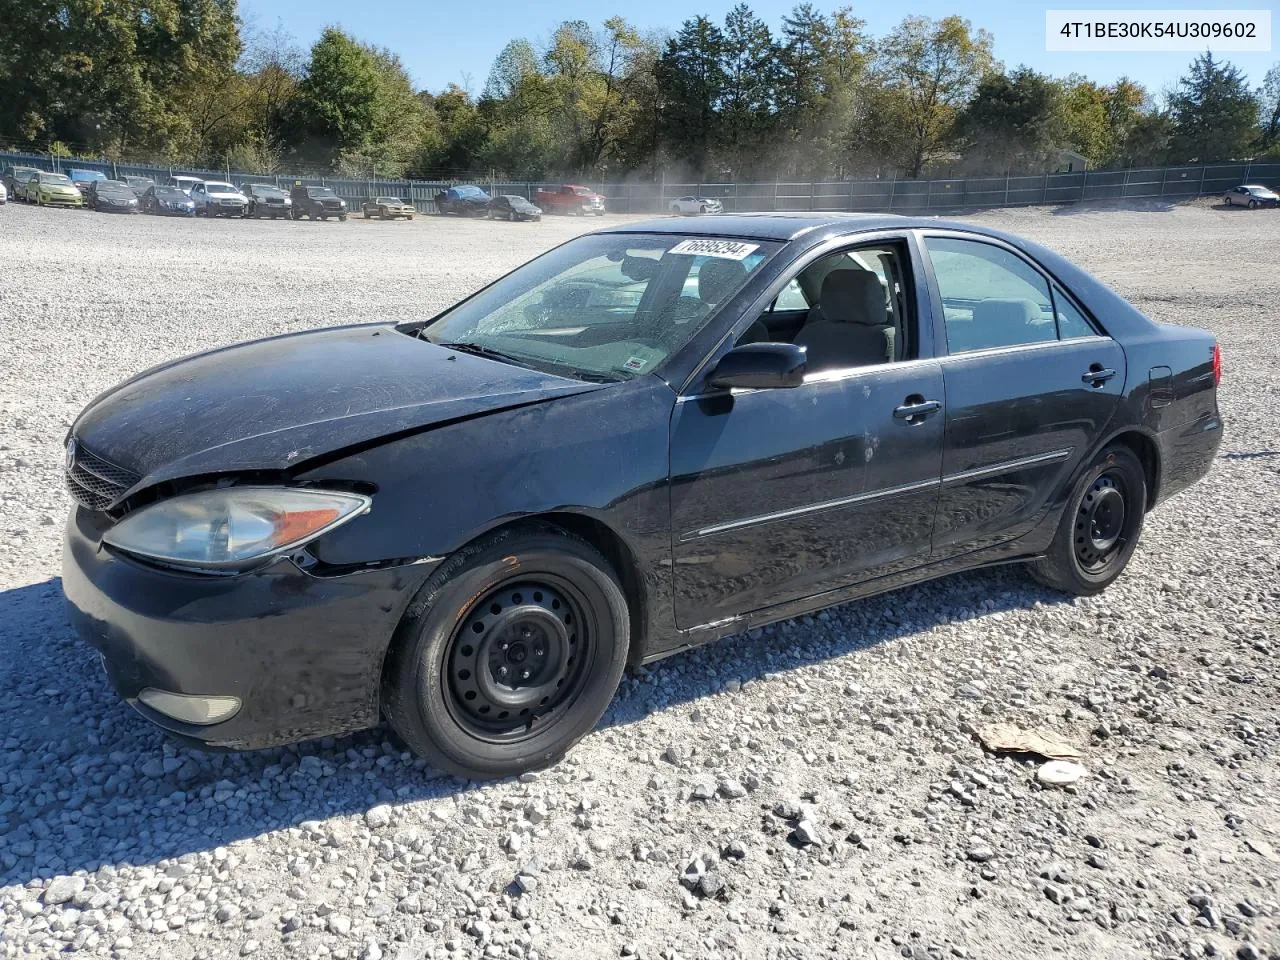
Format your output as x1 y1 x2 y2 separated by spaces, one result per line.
339 214 347 222
1029 444 1146 596
1249 199 1259 209
383 524 630 780
699 205 707 214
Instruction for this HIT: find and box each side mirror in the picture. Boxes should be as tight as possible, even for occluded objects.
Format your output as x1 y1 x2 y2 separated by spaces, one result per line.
708 342 807 390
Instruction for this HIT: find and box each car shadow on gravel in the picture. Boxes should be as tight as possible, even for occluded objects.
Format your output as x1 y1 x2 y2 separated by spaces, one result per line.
0 566 1070 887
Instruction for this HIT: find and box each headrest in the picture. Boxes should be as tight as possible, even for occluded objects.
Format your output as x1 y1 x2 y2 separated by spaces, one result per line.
820 270 888 326
971 298 1040 337
697 258 747 304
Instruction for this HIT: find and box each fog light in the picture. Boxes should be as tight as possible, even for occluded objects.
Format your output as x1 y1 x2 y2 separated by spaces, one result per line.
137 688 241 725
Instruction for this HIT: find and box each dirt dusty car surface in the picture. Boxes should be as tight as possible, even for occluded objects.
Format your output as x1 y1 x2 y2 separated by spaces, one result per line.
0 200 1276 960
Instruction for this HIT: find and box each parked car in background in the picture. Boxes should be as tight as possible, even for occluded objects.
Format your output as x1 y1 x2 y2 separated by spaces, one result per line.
241 183 291 218
534 184 606 216
487 195 542 221
669 196 723 215
59 214 1223 780
3 164 37 197
362 196 415 219
191 180 248 217
435 185 491 216
290 184 348 220
123 176 155 195
87 179 140 213
141 185 195 216
68 168 107 196
0 181 6 205
169 175 205 196
1223 184 1279 208
27 171 84 206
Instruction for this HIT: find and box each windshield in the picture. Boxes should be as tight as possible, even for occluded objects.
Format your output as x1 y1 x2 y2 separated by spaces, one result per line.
250 185 282 196
421 233 778 381
205 182 237 193
70 170 105 181
307 187 337 198
40 173 72 185
453 186 485 198
573 187 593 196
375 197 400 203
155 188 188 200
96 183 132 195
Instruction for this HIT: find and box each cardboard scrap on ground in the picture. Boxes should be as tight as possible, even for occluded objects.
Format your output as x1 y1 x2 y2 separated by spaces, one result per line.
976 723 1084 762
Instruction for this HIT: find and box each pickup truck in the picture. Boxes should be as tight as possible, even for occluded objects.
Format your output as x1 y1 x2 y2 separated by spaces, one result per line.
533 184 606 216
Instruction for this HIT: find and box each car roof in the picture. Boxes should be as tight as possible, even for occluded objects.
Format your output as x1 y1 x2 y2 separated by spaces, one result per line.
593 212 980 241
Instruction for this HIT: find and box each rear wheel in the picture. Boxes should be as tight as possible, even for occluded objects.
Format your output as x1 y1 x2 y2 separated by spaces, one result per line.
1030 445 1146 596
383 525 629 780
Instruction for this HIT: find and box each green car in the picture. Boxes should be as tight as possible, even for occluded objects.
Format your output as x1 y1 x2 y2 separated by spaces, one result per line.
27 171 84 207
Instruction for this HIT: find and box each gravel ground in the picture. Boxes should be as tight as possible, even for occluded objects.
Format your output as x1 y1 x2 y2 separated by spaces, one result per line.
0 200 1277 960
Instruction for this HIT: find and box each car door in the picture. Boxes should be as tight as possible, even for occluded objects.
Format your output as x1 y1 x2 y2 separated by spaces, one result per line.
190 183 205 212
919 231 1126 558
667 234 945 630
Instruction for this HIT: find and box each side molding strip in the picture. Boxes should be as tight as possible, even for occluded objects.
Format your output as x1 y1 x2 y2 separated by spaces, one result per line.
680 448 1073 543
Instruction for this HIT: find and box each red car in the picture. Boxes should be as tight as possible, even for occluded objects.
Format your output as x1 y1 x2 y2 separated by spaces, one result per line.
534 184 606 216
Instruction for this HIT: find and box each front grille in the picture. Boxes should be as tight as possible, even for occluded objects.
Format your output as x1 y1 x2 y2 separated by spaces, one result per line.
65 443 140 511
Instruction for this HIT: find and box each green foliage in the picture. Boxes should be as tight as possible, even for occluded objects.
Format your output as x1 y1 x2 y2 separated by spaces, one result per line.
1167 53 1259 162
872 15 996 178
0 4 1273 180
959 68 1063 173
0 0 241 157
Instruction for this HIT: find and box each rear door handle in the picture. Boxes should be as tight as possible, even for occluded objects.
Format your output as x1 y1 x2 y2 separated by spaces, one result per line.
893 399 942 421
1082 366 1117 386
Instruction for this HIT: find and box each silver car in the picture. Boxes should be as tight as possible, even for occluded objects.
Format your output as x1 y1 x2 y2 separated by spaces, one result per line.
191 181 249 218
1223 184 1279 209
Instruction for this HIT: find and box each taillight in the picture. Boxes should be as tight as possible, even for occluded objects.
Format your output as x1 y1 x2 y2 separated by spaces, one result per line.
1212 342 1222 387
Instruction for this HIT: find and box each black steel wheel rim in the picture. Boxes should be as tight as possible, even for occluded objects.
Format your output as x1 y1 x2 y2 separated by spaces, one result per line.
443 578 592 744
1074 471 1128 572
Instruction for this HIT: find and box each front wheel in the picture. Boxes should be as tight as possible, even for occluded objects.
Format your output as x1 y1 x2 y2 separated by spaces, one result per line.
383 525 629 780
1248 199 1259 209
1029 445 1146 596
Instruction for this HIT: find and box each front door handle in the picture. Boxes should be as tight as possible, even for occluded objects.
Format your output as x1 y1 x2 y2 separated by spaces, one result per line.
893 398 942 422
1082 365 1117 387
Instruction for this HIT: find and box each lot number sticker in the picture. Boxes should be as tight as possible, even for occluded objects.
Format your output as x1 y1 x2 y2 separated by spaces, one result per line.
668 239 760 260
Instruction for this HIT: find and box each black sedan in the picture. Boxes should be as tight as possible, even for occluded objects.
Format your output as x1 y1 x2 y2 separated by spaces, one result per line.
62 214 1223 780
87 179 140 213
487 195 542 221
141 185 195 216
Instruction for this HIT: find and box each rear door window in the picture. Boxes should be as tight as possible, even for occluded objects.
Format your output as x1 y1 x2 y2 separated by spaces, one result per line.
924 237 1056 353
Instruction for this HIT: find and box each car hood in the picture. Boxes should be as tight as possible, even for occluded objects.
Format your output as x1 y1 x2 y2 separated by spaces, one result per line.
206 191 244 200
70 324 605 494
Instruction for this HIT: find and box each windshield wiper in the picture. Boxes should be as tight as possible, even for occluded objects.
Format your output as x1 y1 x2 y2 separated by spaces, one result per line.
437 341 537 369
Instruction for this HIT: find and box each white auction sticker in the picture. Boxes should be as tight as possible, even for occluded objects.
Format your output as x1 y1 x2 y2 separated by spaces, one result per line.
668 239 760 260
1046 10 1270 51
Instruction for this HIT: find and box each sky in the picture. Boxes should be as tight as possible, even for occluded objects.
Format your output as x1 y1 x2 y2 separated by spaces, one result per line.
239 0 1277 98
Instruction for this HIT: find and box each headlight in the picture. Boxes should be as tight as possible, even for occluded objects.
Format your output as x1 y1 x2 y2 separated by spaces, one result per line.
338 200 347 208
103 487 370 571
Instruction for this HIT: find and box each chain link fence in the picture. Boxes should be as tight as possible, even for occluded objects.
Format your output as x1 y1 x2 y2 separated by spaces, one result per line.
3 150 1277 215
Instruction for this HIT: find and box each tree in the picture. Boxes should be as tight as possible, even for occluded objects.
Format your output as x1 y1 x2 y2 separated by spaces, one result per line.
0 0 241 158
1167 52 1258 162
1259 62 1280 148
873 15 995 177
718 4 778 175
484 40 540 100
285 28 383 167
958 68 1063 172
654 16 726 173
